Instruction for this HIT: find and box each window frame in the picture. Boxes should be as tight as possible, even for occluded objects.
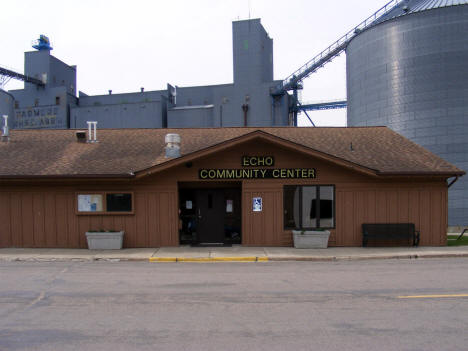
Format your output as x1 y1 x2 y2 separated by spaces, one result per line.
76 191 134 215
283 185 335 230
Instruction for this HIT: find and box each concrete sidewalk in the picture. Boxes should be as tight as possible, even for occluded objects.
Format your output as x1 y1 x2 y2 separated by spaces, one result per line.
1 245 468 262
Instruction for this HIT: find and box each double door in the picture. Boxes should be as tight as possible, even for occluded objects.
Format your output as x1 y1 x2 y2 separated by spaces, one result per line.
179 188 241 245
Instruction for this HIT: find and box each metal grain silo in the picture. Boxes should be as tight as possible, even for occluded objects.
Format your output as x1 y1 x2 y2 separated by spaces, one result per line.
347 0 468 226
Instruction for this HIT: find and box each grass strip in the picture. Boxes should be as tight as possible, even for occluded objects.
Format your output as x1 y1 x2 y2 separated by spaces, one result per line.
447 235 468 246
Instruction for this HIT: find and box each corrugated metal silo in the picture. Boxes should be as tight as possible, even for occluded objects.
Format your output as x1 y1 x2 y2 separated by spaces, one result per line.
347 0 468 226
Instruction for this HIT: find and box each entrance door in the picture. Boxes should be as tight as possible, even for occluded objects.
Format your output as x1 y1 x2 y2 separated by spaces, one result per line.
196 190 225 244
179 185 242 246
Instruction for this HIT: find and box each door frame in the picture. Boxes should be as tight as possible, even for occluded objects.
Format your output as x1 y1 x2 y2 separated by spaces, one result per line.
178 182 242 246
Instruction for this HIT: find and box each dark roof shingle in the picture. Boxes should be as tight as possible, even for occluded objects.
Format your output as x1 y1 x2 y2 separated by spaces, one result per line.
0 127 463 177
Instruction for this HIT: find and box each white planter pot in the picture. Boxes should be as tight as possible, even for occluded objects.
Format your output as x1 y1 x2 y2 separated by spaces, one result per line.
292 230 330 249
85 231 124 250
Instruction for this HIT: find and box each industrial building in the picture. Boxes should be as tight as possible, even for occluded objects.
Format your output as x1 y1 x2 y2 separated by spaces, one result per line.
1 0 467 227
0 19 290 130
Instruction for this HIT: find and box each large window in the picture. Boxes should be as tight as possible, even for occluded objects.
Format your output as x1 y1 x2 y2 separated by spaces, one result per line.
284 186 334 229
77 192 133 214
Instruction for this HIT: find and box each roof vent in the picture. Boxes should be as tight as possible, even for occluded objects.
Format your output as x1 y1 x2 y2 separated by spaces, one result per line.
165 133 181 158
86 121 98 143
403 5 409 12
76 130 86 143
2 115 9 142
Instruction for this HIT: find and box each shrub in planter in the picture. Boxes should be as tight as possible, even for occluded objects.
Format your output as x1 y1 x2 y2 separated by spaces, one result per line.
292 229 330 249
85 230 124 250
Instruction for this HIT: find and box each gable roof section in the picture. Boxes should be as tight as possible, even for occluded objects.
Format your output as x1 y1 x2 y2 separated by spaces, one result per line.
0 127 464 178
135 130 380 178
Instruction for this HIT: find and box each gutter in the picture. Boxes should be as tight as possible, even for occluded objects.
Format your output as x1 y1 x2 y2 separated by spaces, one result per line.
377 171 466 177
0 173 135 179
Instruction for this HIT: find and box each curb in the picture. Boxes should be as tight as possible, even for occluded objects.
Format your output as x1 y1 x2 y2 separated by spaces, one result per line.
149 256 269 262
0 257 148 262
267 253 468 262
1 253 468 263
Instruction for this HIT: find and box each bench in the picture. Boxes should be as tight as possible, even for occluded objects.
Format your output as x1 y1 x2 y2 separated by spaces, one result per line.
362 223 420 247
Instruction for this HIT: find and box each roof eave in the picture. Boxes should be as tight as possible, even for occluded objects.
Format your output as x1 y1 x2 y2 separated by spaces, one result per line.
377 170 465 177
0 173 135 180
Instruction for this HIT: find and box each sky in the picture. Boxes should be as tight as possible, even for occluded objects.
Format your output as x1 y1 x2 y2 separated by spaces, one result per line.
2 0 390 126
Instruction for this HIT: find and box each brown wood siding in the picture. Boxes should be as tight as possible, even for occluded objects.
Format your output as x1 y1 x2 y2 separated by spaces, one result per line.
334 185 447 246
0 193 10 247
44 193 57 247
22 193 34 247
242 183 283 246
10 194 22 247
0 139 450 248
0 189 178 248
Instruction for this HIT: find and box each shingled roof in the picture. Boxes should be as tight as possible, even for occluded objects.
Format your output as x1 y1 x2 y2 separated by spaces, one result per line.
0 127 464 178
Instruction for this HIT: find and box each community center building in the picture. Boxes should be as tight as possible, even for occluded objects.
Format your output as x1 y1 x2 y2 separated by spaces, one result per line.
0 126 464 248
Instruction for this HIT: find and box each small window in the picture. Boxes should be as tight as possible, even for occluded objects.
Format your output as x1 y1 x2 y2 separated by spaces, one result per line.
77 192 133 214
55 96 60 105
106 193 132 212
284 185 334 229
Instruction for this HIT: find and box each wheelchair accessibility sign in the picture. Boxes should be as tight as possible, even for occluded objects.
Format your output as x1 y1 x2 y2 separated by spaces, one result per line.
252 197 262 212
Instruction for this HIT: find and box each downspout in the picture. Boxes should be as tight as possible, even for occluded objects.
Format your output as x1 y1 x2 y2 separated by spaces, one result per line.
219 104 223 127
271 96 275 125
242 104 249 126
447 176 459 188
